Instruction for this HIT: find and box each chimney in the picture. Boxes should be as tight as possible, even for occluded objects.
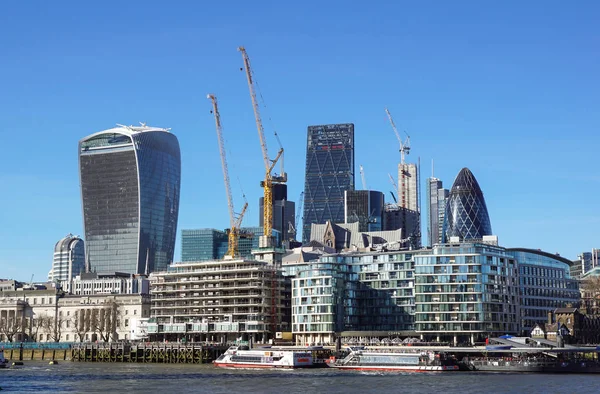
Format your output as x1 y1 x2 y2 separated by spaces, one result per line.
547 311 553 325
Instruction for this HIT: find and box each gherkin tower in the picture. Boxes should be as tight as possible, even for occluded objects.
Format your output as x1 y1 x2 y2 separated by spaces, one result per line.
442 168 492 242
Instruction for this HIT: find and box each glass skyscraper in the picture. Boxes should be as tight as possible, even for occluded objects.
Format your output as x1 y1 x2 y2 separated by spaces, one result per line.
48 234 85 283
442 168 492 242
302 123 355 243
79 125 181 275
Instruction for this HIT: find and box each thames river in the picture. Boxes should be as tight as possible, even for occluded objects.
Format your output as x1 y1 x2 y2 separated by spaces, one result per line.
1 362 599 393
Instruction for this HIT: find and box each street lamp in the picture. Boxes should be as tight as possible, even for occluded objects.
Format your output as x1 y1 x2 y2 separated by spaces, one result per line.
54 280 66 342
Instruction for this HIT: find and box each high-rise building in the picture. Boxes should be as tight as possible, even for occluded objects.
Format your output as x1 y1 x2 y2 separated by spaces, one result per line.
442 168 492 242
302 123 354 243
79 125 181 275
437 188 449 244
181 227 281 262
344 190 384 232
259 184 295 246
48 234 85 283
426 178 442 247
426 178 449 247
397 162 420 247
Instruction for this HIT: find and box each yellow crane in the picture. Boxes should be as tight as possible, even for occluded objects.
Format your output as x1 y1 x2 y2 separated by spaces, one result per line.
208 93 248 258
238 46 286 245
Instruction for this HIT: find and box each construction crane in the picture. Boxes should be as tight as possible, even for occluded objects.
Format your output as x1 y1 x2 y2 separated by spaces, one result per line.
388 173 398 190
208 94 248 258
238 46 286 244
288 191 304 240
360 165 367 190
385 107 410 164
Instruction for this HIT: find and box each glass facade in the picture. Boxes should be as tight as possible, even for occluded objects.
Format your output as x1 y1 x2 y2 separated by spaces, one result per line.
344 190 384 232
290 251 415 344
508 249 580 333
302 124 354 243
48 235 85 282
426 178 442 247
442 168 492 242
414 243 519 343
181 227 281 261
79 126 181 275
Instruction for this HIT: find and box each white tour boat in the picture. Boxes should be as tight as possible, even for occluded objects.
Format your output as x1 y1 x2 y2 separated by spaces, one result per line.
214 346 313 369
330 347 459 372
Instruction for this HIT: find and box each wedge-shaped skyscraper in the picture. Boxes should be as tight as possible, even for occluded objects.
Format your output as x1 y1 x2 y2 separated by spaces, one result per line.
442 168 492 242
79 125 181 275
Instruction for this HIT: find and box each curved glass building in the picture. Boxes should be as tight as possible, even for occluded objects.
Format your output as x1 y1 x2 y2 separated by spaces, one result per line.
442 168 492 242
79 125 181 275
48 234 85 283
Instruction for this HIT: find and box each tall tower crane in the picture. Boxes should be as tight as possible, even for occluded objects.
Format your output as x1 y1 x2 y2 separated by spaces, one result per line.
238 47 286 247
208 94 248 258
360 165 367 190
385 107 410 164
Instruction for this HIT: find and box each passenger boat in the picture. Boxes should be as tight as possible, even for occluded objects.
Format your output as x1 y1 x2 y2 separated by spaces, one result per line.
213 346 314 368
468 357 600 373
330 347 459 372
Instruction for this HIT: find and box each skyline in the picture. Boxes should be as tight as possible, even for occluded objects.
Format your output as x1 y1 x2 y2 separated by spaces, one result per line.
1 1 600 281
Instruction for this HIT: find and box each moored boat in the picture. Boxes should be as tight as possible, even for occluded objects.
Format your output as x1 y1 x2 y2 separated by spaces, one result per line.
213 346 314 368
330 347 459 372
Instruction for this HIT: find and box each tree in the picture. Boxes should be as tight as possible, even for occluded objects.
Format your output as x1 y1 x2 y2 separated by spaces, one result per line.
71 310 87 342
581 276 600 315
37 314 66 342
0 313 25 342
90 300 123 342
30 314 52 342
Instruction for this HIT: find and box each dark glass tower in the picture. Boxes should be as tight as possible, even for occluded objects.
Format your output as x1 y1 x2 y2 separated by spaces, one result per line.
442 168 492 242
302 124 355 243
344 190 384 232
79 125 181 274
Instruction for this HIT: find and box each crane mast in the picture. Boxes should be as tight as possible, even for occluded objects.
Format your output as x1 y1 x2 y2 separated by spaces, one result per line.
238 46 286 242
208 94 248 258
385 107 410 164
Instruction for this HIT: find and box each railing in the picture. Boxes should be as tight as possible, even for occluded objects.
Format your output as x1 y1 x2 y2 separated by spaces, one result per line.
0 342 72 350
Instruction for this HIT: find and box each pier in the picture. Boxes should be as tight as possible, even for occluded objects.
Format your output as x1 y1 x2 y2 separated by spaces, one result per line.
71 342 229 364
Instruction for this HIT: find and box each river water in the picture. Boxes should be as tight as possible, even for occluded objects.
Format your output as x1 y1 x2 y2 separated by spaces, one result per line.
1 361 599 393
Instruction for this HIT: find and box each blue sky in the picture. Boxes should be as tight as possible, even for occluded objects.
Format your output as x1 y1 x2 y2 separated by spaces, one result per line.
1 1 599 281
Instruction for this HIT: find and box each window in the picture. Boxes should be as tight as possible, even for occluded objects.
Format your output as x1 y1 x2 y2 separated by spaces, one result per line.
134 310 137 315
125 310 128 315
40 334 44 341
66 334 70 341
125 319 129 327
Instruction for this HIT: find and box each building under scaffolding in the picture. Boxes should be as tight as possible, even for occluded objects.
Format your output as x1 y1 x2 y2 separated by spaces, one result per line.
148 259 288 343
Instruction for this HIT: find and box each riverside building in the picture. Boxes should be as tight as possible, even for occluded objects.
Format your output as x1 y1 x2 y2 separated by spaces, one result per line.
79 124 181 275
414 240 520 345
508 248 579 333
290 249 416 345
148 259 287 343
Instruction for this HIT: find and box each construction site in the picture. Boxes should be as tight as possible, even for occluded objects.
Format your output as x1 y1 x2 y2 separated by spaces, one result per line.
147 46 421 343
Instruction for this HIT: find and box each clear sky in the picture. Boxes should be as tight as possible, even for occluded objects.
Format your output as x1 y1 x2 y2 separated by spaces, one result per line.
1 1 599 281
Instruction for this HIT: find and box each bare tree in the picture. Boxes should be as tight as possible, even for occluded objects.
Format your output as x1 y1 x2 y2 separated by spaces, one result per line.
29 314 52 341
581 276 600 315
38 314 66 342
0 314 25 342
71 310 87 342
88 301 122 342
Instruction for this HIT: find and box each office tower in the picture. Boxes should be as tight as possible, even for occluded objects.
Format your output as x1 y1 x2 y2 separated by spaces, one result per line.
344 190 384 232
48 234 85 283
437 188 449 244
426 178 450 247
426 178 442 247
259 184 295 246
181 227 281 261
398 163 418 213
79 125 181 275
302 123 355 243
442 168 492 242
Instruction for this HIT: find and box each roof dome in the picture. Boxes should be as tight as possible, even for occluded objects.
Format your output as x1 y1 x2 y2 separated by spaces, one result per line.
442 168 492 242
